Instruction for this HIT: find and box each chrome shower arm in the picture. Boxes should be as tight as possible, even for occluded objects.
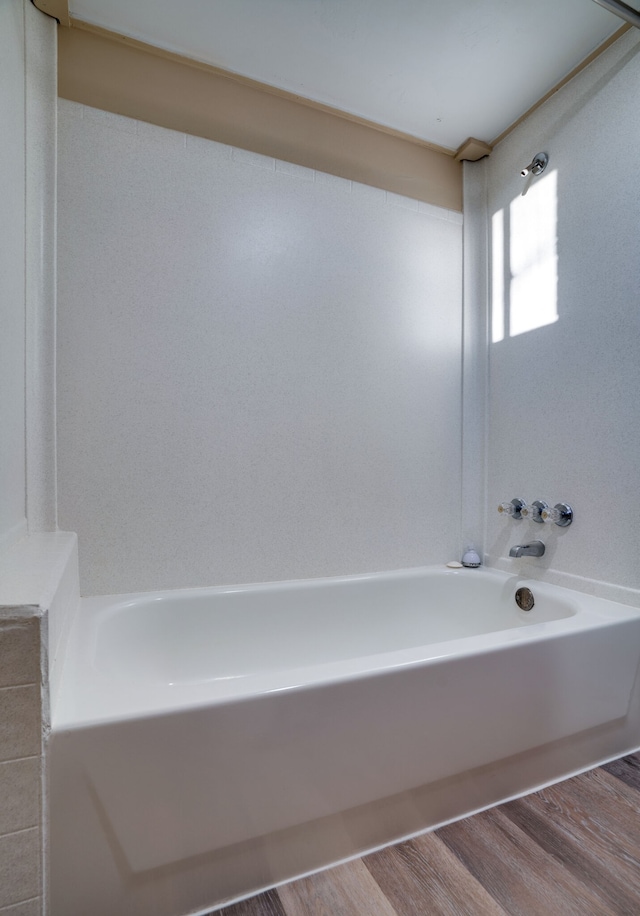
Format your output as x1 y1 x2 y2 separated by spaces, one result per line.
591 0 640 29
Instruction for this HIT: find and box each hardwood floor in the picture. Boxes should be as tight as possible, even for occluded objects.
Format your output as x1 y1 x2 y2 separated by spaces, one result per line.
216 753 640 915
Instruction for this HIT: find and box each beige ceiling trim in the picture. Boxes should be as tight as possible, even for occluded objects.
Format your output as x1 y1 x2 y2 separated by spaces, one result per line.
58 19 462 211
492 23 631 147
32 0 69 27
455 138 493 162
66 20 454 158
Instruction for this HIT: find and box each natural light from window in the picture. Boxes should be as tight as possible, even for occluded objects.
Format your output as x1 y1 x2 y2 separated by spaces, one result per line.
491 169 558 343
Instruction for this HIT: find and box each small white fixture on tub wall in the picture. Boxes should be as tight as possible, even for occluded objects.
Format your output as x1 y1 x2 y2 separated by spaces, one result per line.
461 546 481 567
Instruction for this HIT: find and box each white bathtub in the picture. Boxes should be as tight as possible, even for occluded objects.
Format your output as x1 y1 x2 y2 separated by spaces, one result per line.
49 566 640 916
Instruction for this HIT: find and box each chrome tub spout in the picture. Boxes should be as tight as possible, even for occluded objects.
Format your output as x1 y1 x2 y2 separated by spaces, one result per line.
509 540 545 558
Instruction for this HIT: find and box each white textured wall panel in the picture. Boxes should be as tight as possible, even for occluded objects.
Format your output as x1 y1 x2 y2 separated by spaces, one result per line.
57 103 463 595
480 30 640 595
25 0 58 533
0 0 27 546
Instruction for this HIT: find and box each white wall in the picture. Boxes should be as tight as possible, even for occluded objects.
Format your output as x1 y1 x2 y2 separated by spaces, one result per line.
0 0 57 548
467 29 640 601
57 103 463 596
0 0 27 548
25 0 58 534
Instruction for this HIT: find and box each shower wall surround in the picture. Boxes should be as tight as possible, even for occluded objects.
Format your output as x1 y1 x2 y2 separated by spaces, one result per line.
56 27 640 603
57 101 463 596
0 0 28 550
466 28 640 600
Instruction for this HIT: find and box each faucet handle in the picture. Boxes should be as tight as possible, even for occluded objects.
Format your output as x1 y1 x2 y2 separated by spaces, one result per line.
497 498 525 519
521 500 547 523
541 503 573 526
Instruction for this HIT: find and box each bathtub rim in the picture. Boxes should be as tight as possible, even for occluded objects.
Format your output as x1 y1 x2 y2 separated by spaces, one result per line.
51 564 640 732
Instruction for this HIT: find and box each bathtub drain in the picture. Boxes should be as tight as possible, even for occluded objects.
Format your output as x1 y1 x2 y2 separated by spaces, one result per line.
515 587 535 611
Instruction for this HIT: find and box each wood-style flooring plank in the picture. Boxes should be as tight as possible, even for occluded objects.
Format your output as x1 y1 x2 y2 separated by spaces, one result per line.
534 766 640 862
364 831 507 916
436 804 612 915
211 754 640 915
501 769 640 914
217 887 288 916
602 752 640 792
277 858 398 916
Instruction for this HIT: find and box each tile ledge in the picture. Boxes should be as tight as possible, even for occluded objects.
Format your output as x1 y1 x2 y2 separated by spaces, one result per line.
0 532 77 610
0 606 42 620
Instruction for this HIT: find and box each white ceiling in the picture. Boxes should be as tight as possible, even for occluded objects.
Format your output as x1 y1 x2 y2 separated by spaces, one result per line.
69 0 624 150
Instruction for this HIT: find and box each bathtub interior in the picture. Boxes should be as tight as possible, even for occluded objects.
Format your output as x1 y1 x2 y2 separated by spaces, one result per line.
91 567 579 685
51 566 596 727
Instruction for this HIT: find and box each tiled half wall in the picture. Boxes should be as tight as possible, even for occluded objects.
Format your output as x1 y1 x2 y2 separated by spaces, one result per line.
0 618 44 916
